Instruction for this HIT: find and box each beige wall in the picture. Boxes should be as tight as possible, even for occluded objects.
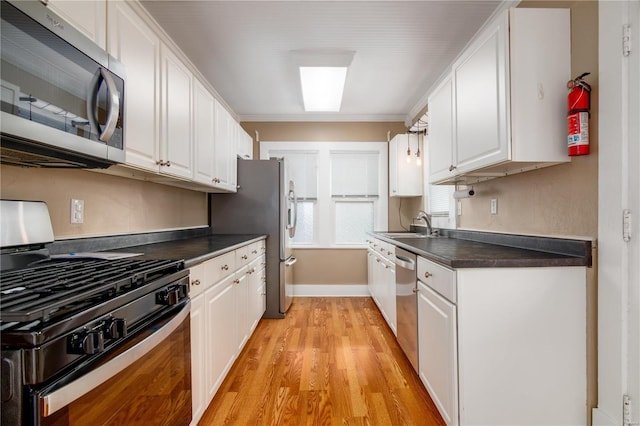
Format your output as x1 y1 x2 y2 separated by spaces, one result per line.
241 121 409 285
0 165 208 238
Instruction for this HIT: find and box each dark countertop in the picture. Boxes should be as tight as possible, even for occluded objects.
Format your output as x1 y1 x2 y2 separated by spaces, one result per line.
372 230 592 269
47 228 266 269
108 234 266 268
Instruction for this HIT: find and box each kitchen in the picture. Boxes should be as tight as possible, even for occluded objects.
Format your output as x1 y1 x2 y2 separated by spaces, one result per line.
0 0 637 425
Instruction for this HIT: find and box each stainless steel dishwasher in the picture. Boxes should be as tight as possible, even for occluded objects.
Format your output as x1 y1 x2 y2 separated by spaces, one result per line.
395 247 418 372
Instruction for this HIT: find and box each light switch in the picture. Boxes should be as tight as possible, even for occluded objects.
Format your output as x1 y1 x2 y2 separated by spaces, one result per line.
71 199 84 224
490 198 498 215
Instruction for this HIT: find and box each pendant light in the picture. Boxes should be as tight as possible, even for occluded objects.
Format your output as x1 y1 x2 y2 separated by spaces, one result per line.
406 133 411 163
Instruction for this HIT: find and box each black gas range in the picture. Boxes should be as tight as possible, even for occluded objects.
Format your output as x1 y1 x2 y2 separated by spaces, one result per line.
1 201 192 425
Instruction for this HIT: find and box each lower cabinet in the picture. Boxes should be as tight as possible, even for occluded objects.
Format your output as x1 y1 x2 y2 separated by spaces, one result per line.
366 237 397 335
417 281 458 425
189 239 266 426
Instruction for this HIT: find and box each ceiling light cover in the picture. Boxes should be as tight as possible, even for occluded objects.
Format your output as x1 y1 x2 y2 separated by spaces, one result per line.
299 66 347 112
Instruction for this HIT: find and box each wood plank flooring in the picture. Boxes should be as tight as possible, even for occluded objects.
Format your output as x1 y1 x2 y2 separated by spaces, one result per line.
199 297 445 425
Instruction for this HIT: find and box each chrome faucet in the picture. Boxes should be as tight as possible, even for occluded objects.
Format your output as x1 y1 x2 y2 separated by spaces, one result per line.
416 210 434 235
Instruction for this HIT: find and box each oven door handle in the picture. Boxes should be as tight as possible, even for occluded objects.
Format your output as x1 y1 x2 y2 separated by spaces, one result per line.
40 302 190 418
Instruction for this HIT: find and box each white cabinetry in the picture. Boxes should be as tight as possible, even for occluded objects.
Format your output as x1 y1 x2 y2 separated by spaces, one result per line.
213 101 238 192
237 127 253 160
189 239 266 425
428 75 454 184
428 8 570 184
366 237 397 335
47 0 106 49
160 44 193 179
193 79 216 185
107 1 160 172
390 134 422 197
417 258 458 426
188 263 206 425
416 255 586 425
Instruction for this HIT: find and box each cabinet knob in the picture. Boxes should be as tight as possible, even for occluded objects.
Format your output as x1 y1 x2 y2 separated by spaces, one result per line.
424 272 433 278
376 258 381 263
412 288 419 293
191 279 201 286
242 255 248 260
165 161 171 167
448 165 457 172
252 250 258 254
387 250 392 255
233 279 240 284
261 292 267 296
222 264 229 271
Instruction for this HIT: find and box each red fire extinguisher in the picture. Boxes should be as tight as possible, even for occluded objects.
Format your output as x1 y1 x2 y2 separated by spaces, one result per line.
567 72 591 156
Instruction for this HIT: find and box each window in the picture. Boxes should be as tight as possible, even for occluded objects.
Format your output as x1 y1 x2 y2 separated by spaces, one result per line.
261 142 388 248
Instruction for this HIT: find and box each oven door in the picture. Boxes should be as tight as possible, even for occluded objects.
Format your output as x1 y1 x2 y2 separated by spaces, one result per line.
34 302 191 426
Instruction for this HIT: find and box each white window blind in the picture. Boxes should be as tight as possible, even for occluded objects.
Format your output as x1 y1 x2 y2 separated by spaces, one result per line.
269 150 318 200
330 151 379 198
429 184 453 215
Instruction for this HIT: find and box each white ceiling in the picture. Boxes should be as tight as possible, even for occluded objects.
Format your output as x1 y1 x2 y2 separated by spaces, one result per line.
140 1 503 123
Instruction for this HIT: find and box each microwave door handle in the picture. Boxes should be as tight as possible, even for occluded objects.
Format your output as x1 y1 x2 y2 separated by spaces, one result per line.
86 69 102 138
99 69 120 142
86 68 120 142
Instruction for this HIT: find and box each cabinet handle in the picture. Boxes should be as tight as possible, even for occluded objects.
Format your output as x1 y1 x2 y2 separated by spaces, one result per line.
242 255 248 260
424 272 432 278
412 288 419 293
191 279 201 286
376 258 381 263
387 250 392 255
252 250 258 254
385 265 390 269
165 161 171 167
448 164 457 172
222 264 229 271
233 279 240 284
261 292 266 296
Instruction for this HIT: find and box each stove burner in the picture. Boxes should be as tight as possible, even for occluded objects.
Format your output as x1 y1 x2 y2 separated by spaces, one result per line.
0 258 183 323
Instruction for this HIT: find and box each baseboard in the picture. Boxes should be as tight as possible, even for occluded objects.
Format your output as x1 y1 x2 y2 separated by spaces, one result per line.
292 284 371 297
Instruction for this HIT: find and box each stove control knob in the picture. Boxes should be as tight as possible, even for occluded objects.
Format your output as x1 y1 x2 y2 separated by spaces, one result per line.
103 318 127 339
69 330 104 355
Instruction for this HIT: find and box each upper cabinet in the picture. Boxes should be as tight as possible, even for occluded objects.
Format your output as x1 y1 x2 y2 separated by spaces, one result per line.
107 1 161 171
105 1 239 192
237 128 253 160
213 101 238 192
428 8 571 185
160 44 193 180
390 134 423 197
46 0 106 49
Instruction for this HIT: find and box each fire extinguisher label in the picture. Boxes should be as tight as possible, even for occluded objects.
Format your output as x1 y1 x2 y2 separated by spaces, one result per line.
568 111 589 146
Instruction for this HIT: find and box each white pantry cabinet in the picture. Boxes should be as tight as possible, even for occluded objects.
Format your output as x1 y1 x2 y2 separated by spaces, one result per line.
416 255 586 425
47 0 106 49
188 263 206 425
389 134 422 197
429 8 570 184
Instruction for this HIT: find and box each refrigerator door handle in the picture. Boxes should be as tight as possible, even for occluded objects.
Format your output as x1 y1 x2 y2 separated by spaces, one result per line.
287 182 298 238
284 256 297 267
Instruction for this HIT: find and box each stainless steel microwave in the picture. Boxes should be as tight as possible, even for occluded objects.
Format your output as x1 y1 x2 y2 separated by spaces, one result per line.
0 0 125 168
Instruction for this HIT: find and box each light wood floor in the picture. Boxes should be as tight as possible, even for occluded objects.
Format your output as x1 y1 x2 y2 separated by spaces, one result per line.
199 297 445 425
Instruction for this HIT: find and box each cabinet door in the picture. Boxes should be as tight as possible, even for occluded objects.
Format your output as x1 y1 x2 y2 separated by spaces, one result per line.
418 282 458 426
190 294 206 425
193 79 215 185
213 101 237 192
453 12 509 173
107 2 160 171
161 44 193 179
428 74 455 183
367 248 375 298
237 128 253 160
48 0 106 49
249 261 266 333
390 134 422 197
205 275 237 402
384 261 397 335
234 267 250 352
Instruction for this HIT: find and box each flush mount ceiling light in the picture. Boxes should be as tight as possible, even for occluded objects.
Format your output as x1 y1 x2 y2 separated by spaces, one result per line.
292 50 355 112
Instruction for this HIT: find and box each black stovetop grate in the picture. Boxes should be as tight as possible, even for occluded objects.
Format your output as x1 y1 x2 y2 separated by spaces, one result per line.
0 258 183 323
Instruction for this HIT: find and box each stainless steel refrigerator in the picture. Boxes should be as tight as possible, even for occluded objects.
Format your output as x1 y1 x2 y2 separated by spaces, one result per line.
210 159 297 318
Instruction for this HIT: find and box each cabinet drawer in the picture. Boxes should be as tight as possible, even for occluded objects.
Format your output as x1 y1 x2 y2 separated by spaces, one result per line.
205 251 236 285
236 244 252 267
189 263 205 298
417 256 456 303
247 240 265 262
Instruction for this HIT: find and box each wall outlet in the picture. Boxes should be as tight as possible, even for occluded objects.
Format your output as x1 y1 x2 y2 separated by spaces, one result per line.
71 199 84 224
457 200 462 216
490 198 498 215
